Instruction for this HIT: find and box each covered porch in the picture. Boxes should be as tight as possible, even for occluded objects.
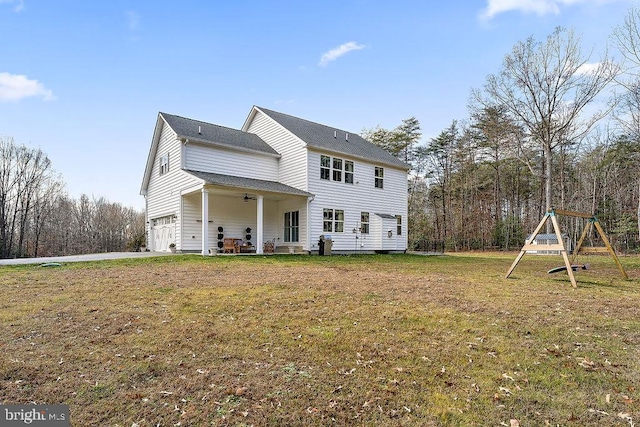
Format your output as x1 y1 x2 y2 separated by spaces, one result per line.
180 170 313 255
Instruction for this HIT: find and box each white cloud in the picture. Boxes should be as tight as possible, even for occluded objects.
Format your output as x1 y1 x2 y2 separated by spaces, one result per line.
0 0 24 12
479 0 623 21
0 72 55 102
126 10 140 31
318 41 366 67
576 62 601 74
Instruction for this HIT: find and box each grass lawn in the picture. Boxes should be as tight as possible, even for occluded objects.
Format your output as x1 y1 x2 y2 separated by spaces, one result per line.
1 253 639 426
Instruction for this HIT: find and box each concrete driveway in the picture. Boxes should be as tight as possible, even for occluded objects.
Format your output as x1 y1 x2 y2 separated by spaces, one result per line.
0 251 175 266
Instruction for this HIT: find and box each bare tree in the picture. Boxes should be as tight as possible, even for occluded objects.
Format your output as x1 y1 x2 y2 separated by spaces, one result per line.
473 27 618 213
0 137 64 258
612 7 640 238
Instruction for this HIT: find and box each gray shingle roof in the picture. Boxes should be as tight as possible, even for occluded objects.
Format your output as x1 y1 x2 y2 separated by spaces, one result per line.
161 112 279 156
256 107 409 169
183 169 313 197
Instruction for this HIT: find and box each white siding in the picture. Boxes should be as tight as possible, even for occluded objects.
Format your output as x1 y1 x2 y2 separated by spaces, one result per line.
145 122 201 251
277 198 309 250
182 192 306 252
245 110 308 190
184 142 279 181
307 150 407 252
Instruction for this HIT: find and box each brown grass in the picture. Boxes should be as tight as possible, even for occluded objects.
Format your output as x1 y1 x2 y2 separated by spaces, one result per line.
1 253 639 426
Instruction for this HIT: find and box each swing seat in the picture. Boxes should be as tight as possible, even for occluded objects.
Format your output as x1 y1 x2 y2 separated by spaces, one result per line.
547 264 589 274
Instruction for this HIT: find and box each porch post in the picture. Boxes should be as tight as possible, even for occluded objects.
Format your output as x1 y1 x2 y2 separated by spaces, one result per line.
201 188 209 255
256 195 264 254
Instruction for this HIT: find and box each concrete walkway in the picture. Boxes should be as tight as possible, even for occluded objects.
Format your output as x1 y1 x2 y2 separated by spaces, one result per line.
0 251 175 266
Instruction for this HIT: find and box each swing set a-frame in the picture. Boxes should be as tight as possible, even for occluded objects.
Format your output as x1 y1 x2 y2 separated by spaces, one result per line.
506 208 628 287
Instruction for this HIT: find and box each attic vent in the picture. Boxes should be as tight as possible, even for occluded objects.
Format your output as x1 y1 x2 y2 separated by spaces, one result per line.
346 133 349 141
198 125 202 134
334 130 337 139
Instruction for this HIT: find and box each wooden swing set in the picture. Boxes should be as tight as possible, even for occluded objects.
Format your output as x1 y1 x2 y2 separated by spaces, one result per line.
506 208 628 287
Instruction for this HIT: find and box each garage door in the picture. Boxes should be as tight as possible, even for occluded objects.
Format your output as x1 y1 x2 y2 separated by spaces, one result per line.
151 224 174 252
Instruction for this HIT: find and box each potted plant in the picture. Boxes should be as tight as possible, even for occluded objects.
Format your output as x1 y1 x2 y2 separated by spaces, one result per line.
169 243 176 253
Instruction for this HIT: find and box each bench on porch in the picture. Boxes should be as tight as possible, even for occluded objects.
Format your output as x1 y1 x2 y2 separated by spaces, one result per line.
223 238 255 254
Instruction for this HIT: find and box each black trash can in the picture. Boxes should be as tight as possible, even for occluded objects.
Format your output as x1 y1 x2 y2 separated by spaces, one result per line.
318 235 325 255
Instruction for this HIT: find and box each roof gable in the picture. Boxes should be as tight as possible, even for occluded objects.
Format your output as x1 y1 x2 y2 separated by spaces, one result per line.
160 112 279 156
254 107 408 169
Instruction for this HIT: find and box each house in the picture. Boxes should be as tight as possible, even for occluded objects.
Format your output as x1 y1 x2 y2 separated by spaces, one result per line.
140 106 409 255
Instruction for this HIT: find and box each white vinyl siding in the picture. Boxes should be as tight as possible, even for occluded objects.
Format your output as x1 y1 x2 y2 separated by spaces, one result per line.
307 149 407 252
245 110 308 190
180 193 278 252
145 122 201 251
180 193 309 252
184 143 278 181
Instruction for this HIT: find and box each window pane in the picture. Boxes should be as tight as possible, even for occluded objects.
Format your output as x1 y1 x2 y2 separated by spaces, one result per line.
284 212 291 242
360 212 369 234
345 161 354 172
375 167 384 188
345 172 353 184
332 158 342 181
335 210 344 232
320 155 330 180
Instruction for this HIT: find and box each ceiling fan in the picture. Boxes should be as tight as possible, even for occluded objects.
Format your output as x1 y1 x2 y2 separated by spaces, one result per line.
243 194 257 202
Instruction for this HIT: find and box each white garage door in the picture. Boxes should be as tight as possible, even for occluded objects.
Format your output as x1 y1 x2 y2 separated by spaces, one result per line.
150 216 175 252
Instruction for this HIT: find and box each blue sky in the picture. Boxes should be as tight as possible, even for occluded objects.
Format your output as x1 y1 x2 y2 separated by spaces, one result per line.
1 0 637 209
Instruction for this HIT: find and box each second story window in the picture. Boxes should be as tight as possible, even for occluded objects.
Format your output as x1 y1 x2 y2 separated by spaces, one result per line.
332 158 343 182
160 153 169 175
375 166 384 189
345 160 354 184
320 155 330 180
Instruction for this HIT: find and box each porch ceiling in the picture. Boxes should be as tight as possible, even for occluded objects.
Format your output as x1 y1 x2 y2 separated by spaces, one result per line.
184 169 313 200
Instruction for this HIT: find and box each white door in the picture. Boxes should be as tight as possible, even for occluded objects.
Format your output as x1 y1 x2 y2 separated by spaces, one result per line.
151 223 175 252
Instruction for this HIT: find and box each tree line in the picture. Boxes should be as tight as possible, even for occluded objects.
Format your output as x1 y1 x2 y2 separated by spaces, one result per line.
364 11 640 253
0 137 145 259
